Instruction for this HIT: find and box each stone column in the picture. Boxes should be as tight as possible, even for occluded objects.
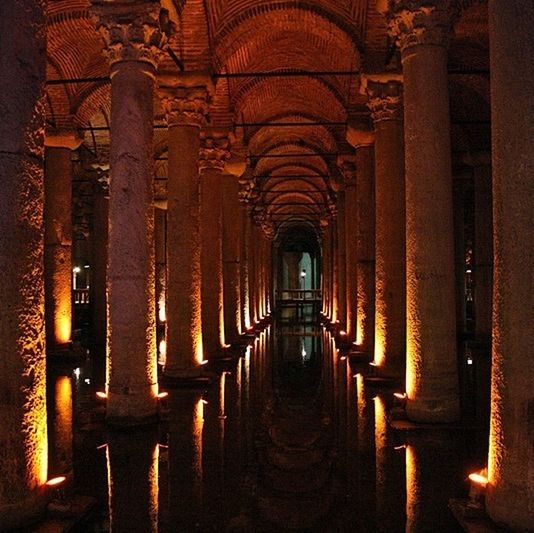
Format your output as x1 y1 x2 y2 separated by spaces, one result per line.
340 161 358 342
247 215 257 326
330 220 339 322
355 145 375 352
385 0 459 421
93 1 165 423
239 207 251 331
199 135 230 355
486 2 534 530
44 135 81 353
336 190 347 328
285 251 302 290
159 83 208 378
0 1 48 527
322 227 331 317
222 173 242 345
366 79 406 378
155 207 166 328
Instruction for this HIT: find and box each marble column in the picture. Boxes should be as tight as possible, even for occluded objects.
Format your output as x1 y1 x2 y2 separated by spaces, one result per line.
199 135 230 355
336 190 347 328
0 1 48 527
486 2 534 530
366 79 406 378
239 207 251 331
222 173 242 344
247 215 257 326
93 1 164 423
386 0 459 421
44 135 80 352
160 83 208 377
355 145 375 353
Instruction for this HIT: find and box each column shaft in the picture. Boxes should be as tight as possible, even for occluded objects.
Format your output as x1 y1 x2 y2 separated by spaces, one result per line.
337 191 347 328
0 1 48 526
240 209 251 331
344 175 358 341
486 2 534 530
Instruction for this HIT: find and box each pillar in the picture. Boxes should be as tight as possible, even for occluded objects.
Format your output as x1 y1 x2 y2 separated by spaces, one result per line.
155 207 166 337
386 0 459 421
486 2 534 530
44 135 80 352
159 83 208 378
285 251 302 290
0 1 48 527
199 135 230 355
355 145 375 352
366 79 406 378
330 220 339 322
93 1 164 423
239 207 251 331
247 215 257 326
337 190 347 328
222 173 242 344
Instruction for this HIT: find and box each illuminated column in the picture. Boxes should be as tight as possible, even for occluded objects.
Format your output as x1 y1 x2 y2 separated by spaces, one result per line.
44 135 81 352
285 251 302 290
155 207 166 335
0 1 48 527
49 375 73 477
340 161 358 341
239 208 251 331
355 145 375 352
366 79 406 377
199 135 230 355
486 2 534 530
385 0 459 421
93 1 164 423
330 220 339 322
222 173 241 344
159 83 208 377
336 190 347 327
247 215 257 325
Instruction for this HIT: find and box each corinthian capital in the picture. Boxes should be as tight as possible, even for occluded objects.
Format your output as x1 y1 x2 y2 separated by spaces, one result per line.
160 85 210 127
199 135 231 173
383 0 458 52
365 79 403 123
92 0 166 68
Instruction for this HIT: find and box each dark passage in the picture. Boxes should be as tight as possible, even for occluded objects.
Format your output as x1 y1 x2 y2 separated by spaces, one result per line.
42 314 487 532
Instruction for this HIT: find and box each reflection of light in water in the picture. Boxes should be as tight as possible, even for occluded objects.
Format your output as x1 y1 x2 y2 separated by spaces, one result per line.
356 373 366 446
193 398 204 482
405 445 417 533
219 373 227 419
374 395 387 513
54 375 73 473
149 444 159 532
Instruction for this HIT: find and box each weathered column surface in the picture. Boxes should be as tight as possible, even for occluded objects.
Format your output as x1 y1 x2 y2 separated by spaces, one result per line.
0 1 48 527
94 0 164 423
366 79 406 378
355 145 375 352
336 191 347 328
486 2 534 530
222 173 242 344
386 0 459 421
155 207 166 328
330 220 339 322
199 135 230 356
160 83 208 378
44 135 80 352
239 207 251 331
247 214 258 326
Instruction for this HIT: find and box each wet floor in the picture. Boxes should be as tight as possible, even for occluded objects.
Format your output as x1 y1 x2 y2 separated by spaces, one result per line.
44 315 490 532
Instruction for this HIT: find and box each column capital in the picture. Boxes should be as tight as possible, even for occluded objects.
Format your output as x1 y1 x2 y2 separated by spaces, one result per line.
45 130 83 150
364 78 404 123
337 155 358 187
381 0 458 52
92 0 166 69
199 135 231 173
159 81 211 127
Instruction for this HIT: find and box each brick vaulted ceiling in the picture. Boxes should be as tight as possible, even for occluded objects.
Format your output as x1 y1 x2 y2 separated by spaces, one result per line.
45 0 489 238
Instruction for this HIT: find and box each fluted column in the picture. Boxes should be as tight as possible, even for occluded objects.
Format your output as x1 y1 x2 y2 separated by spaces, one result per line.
222 173 241 344
93 0 164 423
486 2 534 530
366 79 406 378
385 0 459 421
355 145 375 352
160 83 209 378
199 135 230 355
44 134 81 352
0 1 48 526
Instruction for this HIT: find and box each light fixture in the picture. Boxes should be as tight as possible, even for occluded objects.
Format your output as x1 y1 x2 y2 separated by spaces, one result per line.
200 359 209 365
73 266 81 274
46 476 66 487
96 391 107 399
394 392 407 400
157 391 169 399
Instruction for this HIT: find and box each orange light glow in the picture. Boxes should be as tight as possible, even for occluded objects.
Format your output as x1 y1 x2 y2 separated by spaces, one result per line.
96 391 107 399
195 333 204 366
158 299 166 323
157 392 169 399
46 476 66 487
468 473 488 486
394 392 407 400
373 329 386 368
54 375 73 472
55 315 72 346
340 330 347 336
406 445 416 532
158 339 167 365
200 359 208 366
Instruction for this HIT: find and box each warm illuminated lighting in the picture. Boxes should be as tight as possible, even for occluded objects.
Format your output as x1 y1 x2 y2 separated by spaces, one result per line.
200 359 209 366
340 355 347 361
55 315 72 345
54 376 73 472
96 391 107 399
201 399 208 405
158 300 166 323
394 444 407 450
72 266 81 274
369 361 378 367
405 445 416 532
46 476 66 487
219 372 227 419
223 343 232 349
394 392 407 400
157 391 169 399
340 330 347 336
158 339 167 365
97 443 108 450
73 367 81 379
468 473 488 486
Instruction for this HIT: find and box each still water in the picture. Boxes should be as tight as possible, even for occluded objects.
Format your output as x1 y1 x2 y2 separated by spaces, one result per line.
44 319 488 532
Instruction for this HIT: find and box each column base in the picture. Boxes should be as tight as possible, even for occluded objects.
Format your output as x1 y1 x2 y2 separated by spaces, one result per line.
406 396 460 424
106 390 159 427
162 367 214 387
0 489 49 531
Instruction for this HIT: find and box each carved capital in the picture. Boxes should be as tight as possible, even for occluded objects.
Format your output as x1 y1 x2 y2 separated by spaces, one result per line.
160 85 210 127
199 136 231 173
366 80 403 123
384 0 458 52
92 0 166 68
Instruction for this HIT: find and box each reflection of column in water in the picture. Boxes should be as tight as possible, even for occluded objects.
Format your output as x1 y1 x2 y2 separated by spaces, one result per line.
374 396 405 533
405 445 418 533
167 392 204 529
106 428 159 533
51 375 73 475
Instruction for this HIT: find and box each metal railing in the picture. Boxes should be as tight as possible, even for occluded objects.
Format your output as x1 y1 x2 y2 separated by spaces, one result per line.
73 288 90 305
276 289 321 301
